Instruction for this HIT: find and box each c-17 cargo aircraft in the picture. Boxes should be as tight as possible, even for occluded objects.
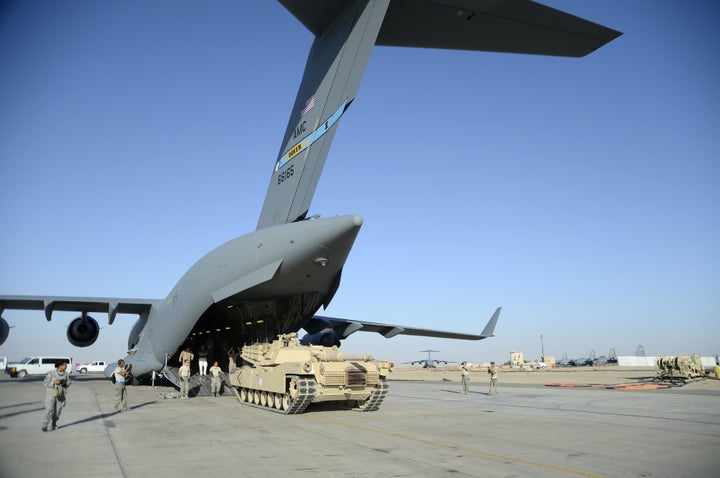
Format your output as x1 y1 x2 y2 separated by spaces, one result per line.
405 350 455 368
0 1 620 379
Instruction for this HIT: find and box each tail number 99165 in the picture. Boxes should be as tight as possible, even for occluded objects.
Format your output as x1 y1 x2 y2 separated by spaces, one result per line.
277 164 295 185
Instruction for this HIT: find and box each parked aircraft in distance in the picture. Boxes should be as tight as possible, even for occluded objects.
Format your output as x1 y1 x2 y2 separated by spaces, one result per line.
0 1 620 379
406 350 453 368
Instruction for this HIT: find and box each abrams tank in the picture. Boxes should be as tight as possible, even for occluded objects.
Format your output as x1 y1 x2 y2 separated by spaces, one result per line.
229 333 391 414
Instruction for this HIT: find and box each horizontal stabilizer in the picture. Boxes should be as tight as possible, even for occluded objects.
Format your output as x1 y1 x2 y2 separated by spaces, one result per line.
280 0 622 58
377 0 621 57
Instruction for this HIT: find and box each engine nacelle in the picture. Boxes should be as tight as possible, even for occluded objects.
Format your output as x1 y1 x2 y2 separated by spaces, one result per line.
67 315 100 347
300 329 340 347
0 317 9 346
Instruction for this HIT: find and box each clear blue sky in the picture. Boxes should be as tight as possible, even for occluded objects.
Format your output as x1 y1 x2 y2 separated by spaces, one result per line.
1 1 718 366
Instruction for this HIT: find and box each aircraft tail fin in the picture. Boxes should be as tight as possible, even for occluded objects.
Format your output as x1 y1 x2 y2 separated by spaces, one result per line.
259 1 620 229
257 0 391 229
480 307 502 338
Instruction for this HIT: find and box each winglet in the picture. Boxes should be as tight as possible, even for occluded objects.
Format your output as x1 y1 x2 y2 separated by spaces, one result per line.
480 307 502 338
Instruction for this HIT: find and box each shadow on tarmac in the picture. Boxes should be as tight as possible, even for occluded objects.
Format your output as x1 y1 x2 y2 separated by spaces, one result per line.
59 400 158 429
441 389 494 396
0 401 43 410
0 407 44 420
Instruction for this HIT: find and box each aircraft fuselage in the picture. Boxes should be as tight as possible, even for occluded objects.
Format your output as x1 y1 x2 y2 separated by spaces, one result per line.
124 214 363 376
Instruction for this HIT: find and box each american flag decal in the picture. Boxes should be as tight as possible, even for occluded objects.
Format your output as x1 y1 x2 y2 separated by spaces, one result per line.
300 95 315 116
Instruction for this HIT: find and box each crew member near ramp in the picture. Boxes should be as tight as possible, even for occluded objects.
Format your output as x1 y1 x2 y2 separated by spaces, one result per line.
42 361 70 432
198 345 208 376
113 359 129 412
179 359 191 398
209 361 224 397
179 347 194 369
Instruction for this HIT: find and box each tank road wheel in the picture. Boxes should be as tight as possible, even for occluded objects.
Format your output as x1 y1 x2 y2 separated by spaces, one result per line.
281 376 316 414
283 376 299 411
266 392 275 409
274 393 283 410
283 376 300 410
282 393 291 411
253 390 261 405
288 376 300 397
239 388 248 402
260 391 268 407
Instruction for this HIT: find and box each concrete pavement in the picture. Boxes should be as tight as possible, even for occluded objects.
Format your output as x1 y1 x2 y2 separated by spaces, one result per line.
1 370 718 477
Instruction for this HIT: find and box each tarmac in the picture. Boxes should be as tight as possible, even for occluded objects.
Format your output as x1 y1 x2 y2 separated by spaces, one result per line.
1 367 719 477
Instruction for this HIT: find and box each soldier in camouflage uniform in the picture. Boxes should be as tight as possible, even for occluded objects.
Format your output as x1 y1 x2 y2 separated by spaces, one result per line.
179 359 191 398
42 361 70 431
209 361 224 397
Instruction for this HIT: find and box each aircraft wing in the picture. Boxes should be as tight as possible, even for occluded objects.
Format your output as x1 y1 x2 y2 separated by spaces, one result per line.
0 295 156 325
303 307 501 342
281 0 622 58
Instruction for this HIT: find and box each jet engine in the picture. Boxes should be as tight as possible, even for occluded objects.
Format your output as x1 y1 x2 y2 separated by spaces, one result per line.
67 315 100 347
0 316 9 346
300 330 340 347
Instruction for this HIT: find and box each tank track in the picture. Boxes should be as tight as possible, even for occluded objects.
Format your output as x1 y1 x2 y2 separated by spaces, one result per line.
356 377 389 412
235 376 317 415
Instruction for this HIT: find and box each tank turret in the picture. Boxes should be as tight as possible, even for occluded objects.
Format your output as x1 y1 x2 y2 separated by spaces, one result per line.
229 333 391 414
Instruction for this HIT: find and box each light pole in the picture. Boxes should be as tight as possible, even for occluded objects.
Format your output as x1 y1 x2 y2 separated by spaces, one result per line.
540 334 545 362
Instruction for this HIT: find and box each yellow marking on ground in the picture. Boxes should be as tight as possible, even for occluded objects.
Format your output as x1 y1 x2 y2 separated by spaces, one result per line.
305 415 603 478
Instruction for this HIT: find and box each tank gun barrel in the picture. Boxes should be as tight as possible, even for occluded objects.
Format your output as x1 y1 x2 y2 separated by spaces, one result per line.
311 349 373 362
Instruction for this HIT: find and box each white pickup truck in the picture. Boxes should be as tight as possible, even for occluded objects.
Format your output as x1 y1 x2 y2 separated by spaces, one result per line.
75 360 107 373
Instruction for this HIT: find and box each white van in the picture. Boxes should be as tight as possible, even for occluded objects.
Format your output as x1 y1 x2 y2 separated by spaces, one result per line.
7 356 73 378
